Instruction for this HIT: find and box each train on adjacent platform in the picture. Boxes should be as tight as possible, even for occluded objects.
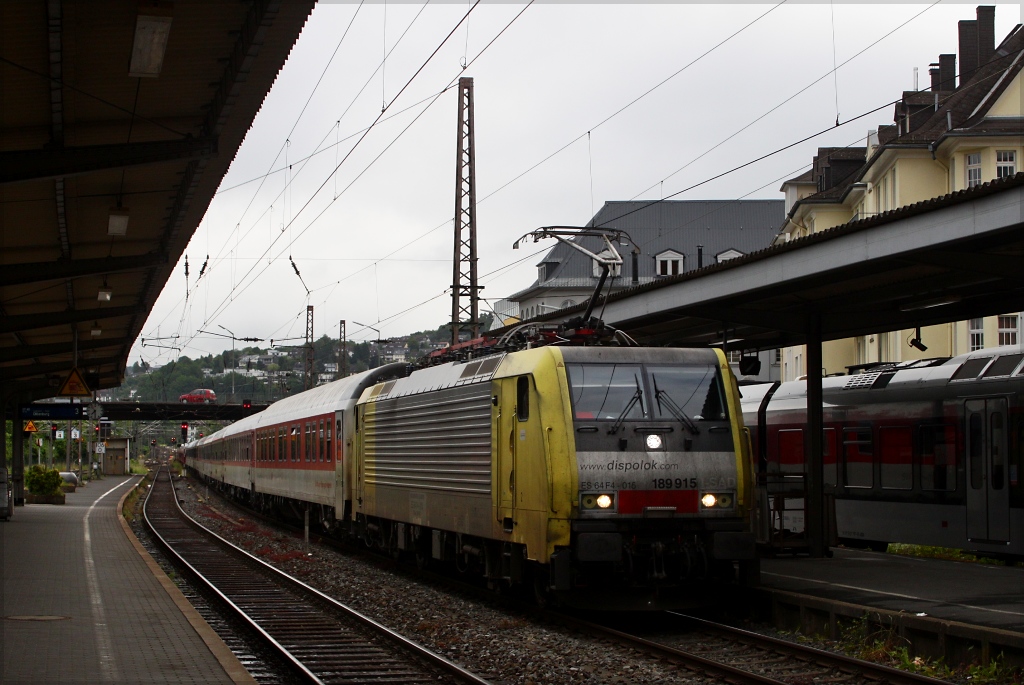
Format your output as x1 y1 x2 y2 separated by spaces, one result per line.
184 345 759 607
742 344 1024 560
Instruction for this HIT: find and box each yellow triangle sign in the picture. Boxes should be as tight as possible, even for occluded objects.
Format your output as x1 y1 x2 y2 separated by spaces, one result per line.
58 368 92 397
23 420 39 433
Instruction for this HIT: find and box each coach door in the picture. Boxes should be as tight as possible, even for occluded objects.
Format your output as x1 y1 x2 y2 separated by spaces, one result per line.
965 398 1010 543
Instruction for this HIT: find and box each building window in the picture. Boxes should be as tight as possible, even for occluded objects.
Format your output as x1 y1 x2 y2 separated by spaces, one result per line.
656 250 684 277
592 250 621 278
966 153 982 188
969 318 984 351
560 299 576 308
998 315 1018 346
727 350 742 364
996 150 1016 178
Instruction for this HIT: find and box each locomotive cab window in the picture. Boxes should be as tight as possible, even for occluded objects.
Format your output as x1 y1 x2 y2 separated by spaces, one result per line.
566 363 645 420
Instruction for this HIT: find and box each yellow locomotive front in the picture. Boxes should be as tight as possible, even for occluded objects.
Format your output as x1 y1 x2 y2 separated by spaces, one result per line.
547 346 757 599
353 344 756 607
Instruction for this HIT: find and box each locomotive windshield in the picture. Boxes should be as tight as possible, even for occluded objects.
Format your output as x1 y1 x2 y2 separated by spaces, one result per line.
566 363 727 422
567 364 647 420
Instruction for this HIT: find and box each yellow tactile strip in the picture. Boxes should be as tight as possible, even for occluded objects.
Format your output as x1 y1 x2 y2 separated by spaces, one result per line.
117 476 257 684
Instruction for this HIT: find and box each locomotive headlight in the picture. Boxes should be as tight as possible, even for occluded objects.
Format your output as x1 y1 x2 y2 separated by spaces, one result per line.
645 434 663 450
596 494 614 509
718 493 733 508
582 494 597 509
701 493 718 508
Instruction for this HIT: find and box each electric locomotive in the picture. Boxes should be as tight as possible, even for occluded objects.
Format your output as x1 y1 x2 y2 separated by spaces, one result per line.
354 344 757 605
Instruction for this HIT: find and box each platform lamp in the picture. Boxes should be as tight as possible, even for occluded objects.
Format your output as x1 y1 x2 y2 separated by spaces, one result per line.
909 327 928 352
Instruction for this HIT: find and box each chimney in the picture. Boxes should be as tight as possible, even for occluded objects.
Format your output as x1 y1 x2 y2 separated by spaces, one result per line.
977 6 995 66
939 53 957 91
959 20 979 84
929 64 941 91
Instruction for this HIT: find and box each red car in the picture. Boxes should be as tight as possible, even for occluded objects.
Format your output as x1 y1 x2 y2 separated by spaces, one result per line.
179 388 217 404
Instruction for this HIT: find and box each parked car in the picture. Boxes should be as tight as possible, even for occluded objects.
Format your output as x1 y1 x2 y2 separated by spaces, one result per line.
179 388 217 404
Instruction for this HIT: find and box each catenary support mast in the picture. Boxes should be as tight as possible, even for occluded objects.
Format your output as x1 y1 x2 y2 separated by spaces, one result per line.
451 77 480 346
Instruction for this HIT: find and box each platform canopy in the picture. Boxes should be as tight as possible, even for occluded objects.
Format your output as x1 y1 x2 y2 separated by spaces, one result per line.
1 1 316 402
533 174 1024 351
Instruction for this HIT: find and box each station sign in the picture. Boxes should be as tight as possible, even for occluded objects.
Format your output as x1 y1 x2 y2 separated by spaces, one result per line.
20 405 86 420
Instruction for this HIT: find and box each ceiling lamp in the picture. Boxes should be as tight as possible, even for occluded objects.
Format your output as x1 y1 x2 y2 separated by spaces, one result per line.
97 280 112 302
129 9 173 78
90 322 102 337
108 206 130 236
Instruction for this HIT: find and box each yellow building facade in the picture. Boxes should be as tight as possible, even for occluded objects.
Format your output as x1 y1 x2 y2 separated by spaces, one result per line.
776 7 1022 380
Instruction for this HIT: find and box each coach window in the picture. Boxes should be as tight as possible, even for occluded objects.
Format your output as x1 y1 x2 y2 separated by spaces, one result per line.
326 420 333 463
920 424 956 491
879 426 913 490
319 419 326 462
517 376 530 421
305 422 312 462
291 425 300 462
823 428 837 487
842 427 873 488
775 429 803 475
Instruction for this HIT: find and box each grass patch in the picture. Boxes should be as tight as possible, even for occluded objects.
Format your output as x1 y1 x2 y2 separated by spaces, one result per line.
120 473 153 523
887 543 1013 566
839 615 1021 683
128 460 149 475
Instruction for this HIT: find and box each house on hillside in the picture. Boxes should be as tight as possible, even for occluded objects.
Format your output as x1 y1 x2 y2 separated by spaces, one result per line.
496 198 785 380
776 5 1023 379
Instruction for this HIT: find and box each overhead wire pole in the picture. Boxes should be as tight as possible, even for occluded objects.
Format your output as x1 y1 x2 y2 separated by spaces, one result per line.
451 76 480 346
304 305 314 391
338 319 348 378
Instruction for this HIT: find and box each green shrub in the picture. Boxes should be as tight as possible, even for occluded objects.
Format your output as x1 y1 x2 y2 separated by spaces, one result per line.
25 465 64 496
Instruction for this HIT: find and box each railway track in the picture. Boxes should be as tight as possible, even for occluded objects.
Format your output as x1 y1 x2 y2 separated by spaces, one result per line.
561 611 954 685
143 469 491 685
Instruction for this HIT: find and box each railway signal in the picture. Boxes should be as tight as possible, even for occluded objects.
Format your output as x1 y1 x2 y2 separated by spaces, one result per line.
181 422 188 443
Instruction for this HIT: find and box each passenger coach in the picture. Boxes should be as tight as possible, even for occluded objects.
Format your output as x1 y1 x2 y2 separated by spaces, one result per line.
743 344 1023 559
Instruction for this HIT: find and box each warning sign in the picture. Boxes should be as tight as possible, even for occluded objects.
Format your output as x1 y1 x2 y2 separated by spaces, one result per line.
57 368 91 397
23 421 39 433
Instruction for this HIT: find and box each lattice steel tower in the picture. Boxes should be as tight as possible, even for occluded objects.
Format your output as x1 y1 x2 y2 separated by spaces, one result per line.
304 305 314 390
451 77 480 346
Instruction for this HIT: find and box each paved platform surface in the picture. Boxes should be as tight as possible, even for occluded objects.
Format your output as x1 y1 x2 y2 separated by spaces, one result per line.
762 547 1024 633
1 476 245 684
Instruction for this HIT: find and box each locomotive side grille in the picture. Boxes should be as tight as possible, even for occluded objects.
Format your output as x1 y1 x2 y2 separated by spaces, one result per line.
364 383 492 494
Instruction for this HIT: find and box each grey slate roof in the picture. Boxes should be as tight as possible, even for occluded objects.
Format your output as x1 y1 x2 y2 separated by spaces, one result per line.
510 199 784 300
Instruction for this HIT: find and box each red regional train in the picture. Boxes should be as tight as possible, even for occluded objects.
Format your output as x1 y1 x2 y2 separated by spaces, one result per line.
185 344 759 607
741 344 1023 560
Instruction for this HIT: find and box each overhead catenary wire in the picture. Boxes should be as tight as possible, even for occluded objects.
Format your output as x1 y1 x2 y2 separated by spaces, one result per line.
140 2 519 348
141 3 972 364
171 2 487 356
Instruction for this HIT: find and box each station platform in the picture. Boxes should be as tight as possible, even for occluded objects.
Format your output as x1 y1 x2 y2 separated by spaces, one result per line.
757 547 1023 665
761 547 1023 633
1 475 253 684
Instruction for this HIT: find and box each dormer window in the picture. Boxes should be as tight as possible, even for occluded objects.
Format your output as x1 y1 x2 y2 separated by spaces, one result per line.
592 250 621 278
716 249 744 263
537 260 559 282
656 250 684 276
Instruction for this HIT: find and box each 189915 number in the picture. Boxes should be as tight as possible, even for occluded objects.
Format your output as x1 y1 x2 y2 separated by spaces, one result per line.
653 477 697 489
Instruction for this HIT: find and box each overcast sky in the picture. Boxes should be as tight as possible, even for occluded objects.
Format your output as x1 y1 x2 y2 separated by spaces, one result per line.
132 1 1021 367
